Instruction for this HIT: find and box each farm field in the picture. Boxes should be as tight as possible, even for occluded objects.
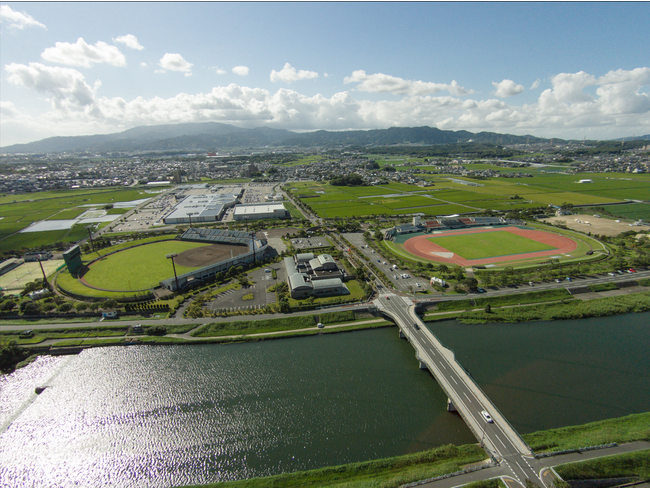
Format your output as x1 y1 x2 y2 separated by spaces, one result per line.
428 230 556 260
592 203 650 221
81 241 210 291
0 187 156 251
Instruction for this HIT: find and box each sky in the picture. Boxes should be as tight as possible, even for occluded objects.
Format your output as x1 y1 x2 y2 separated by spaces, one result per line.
1 2 649 147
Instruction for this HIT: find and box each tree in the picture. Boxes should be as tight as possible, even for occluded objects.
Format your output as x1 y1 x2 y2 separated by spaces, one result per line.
20 300 41 315
463 277 478 291
484 303 492 313
0 299 17 312
278 297 290 313
374 230 383 241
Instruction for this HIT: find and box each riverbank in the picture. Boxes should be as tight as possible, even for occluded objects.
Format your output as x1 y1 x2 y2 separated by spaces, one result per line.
176 413 650 488
3 289 650 371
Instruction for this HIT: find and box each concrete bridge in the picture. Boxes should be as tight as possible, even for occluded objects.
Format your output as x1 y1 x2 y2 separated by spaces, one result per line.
375 293 543 488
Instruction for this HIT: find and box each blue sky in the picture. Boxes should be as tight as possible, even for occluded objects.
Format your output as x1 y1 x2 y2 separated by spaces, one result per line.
1 2 649 146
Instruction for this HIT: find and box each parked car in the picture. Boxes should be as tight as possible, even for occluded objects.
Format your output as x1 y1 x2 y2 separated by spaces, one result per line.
477 287 485 293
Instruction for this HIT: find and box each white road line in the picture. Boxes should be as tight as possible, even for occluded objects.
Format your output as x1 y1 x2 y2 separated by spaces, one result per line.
463 392 471 403
495 433 507 449
450 376 458 385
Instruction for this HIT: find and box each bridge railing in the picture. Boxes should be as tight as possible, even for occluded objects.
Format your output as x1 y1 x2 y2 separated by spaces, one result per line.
422 321 534 456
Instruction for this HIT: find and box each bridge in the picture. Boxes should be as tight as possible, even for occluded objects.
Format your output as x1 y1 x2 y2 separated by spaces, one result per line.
375 293 543 488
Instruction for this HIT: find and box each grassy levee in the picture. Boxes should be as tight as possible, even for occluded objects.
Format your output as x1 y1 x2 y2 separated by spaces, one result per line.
176 413 650 488
190 311 371 337
589 283 619 292
455 291 650 324
430 289 572 313
0 326 128 345
177 444 486 488
524 412 650 453
465 480 508 488
554 450 650 481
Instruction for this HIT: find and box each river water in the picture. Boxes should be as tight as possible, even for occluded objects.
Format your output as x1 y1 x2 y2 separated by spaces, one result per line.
1 312 648 487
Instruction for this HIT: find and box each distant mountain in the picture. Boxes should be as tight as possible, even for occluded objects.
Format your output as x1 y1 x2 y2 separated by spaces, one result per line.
1 122 550 154
614 134 650 142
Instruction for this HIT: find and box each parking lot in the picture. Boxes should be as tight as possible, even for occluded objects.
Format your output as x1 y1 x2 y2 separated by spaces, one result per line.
291 236 333 250
343 233 432 293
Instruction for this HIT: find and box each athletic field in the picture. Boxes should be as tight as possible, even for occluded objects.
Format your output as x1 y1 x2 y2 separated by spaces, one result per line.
427 230 556 260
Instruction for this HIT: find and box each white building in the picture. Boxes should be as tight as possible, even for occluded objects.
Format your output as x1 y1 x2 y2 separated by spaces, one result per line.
233 203 288 221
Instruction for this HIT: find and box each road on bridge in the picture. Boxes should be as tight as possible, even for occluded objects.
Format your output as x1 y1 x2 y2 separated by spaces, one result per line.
376 294 543 488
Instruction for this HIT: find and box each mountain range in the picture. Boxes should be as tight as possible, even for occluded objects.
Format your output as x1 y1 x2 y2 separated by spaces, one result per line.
2 122 560 154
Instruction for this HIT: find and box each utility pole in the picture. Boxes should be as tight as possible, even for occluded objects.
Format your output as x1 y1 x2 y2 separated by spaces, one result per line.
166 252 179 291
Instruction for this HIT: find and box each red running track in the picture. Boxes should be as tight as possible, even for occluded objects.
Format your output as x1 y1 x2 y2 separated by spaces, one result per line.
402 226 578 266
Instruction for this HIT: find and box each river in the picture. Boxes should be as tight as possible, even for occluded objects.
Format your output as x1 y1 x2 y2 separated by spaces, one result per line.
0 312 648 487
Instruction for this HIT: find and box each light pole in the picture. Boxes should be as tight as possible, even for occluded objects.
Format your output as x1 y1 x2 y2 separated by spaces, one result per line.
166 252 179 291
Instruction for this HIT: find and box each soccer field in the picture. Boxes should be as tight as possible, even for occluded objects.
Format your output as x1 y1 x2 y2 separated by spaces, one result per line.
428 230 556 260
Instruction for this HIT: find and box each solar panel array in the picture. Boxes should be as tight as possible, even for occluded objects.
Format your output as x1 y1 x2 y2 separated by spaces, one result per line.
180 227 252 246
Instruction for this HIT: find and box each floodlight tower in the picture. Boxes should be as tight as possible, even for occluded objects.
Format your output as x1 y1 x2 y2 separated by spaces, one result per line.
187 212 196 228
249 232 256 264
166 252 180 291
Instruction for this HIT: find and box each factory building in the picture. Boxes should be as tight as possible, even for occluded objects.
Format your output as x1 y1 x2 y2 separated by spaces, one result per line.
163 193 239 225
233 203 288 221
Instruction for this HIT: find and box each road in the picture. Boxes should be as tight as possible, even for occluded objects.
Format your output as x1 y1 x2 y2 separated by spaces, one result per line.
376 293 544 487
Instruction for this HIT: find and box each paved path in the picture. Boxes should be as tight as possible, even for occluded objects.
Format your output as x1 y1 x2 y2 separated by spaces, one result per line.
417 441 650 488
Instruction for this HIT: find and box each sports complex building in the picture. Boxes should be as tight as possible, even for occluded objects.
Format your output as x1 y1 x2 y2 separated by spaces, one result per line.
385 216 507 239
283 252 349 299
160 228 270 291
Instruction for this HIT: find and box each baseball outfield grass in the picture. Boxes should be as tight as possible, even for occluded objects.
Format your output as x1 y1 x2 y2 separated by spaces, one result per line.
81 241 209 291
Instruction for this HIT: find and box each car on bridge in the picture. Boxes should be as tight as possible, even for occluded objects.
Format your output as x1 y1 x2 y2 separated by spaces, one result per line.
481 410 493 423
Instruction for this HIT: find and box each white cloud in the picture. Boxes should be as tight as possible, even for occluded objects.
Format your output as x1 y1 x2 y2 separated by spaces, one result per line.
0 100 19 117
492 79 524 98
2 67 649 146
270 63 318 83
113 34 144 50
344 70 473 96
0 5 46 29
140 62 148 68
41 38 126 67
212 67 227 75
232 66 249 76
158 53 193 76
5 62 100 112
531 79 541 90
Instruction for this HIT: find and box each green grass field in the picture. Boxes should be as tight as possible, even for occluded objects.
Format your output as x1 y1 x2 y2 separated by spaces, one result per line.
0 187 154 251
428 231 556 259
81 241 211 290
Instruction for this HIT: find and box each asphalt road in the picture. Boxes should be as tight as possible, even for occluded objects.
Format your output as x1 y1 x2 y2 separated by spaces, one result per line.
377 293 543 487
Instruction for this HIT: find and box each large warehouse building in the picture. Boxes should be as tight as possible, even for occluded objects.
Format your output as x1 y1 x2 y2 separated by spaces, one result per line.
163 193 239 225
233 203 288 221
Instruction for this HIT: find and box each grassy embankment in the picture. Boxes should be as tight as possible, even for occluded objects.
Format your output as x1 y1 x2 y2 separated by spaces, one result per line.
554 450 650 484
191 311 388 337
3 311 390 350
177 413 650 488
426 289 572 314
452 291 650 324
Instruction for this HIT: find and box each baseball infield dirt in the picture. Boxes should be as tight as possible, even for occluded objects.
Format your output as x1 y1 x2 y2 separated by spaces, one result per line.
174 243 250 267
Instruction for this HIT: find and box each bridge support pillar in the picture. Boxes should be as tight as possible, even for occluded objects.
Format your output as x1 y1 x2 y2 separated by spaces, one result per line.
447 398 457 412
419 360 428 370
399 329 406 339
